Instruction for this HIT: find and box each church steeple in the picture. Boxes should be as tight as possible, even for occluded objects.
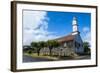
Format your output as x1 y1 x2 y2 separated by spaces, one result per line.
72 16 80 35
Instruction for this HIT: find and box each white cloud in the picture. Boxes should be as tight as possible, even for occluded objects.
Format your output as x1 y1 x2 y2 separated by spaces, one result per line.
23 10 57 45
82 27 91 45
23 11 47 30
83 27 89 32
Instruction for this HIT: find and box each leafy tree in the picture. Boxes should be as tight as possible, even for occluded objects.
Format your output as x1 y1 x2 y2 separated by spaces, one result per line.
38 41 47 55
83 42 90 54
36 42 41 56
31 42 38 53
31 42 41 56
47 40 60 56
31 40 60 56
53 40 60 48
31 41 47 56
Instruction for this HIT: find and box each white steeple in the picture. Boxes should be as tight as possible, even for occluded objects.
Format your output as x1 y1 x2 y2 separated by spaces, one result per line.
72 16 80 35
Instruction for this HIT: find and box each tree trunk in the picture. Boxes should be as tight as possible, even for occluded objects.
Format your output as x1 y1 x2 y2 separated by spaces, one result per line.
49 49 52 56
37 51 40 56
37 48 40 56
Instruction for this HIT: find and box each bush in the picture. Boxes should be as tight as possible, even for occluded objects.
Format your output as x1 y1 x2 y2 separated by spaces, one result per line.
27 50 32 54
83 42 90 54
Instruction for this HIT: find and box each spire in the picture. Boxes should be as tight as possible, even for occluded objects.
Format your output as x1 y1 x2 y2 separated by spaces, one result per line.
72 16 77 25
72 16 80 35
73 16 77 20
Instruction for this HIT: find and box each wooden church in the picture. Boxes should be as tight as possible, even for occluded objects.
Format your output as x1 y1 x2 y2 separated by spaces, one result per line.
40 17 84 56
55 17 84 54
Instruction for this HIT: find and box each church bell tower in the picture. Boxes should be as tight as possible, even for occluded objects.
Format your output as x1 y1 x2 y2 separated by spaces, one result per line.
72 16 80 35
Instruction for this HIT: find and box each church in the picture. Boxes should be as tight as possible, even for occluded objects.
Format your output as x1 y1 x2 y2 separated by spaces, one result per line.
40 17 84 56
55 17 84 54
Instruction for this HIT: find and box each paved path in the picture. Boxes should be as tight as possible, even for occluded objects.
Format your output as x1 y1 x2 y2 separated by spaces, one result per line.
23 55 91 62
23 55 53 62
75 55 91 60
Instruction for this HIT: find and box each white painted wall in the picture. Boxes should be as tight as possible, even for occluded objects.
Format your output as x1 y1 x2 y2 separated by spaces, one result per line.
0 0 99 73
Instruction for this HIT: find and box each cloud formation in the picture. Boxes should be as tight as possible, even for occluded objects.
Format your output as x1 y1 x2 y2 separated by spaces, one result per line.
23 11 57 45
82 27 91 45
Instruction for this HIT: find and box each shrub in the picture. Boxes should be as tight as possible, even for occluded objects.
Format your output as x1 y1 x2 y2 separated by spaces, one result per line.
27 50 32 54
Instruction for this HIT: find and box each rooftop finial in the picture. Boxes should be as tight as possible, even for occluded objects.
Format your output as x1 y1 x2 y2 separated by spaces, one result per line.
73 16 77 20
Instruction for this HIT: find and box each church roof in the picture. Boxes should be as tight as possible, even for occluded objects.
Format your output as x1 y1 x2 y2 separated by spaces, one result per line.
55 34 74 43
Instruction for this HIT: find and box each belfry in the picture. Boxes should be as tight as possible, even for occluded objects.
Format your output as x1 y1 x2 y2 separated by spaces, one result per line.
72 17 80 35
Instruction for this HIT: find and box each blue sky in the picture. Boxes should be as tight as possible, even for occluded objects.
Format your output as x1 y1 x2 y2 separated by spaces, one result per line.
47 11 91 37
23 10 91 45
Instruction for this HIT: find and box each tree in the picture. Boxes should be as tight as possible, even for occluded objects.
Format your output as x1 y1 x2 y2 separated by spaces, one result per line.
31 40 60 56
31 42 41 56
36 42 42 56
83 42 90 54
47 40 60 56
53 40 60 48
31 41 47 56
38 41 47 55
31 42 38 53
52 40 60 56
